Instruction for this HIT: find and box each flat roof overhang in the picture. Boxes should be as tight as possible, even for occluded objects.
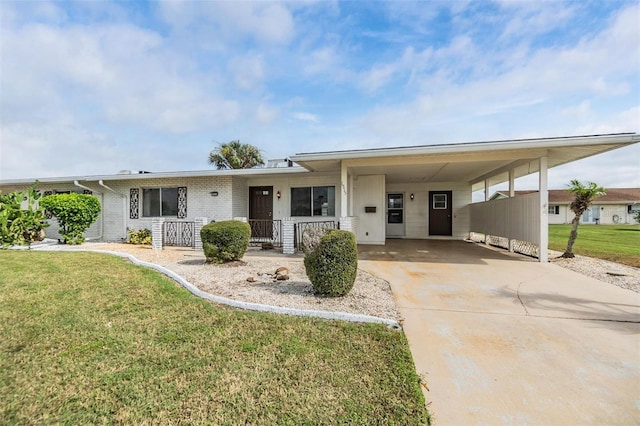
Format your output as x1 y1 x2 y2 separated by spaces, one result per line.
290 133 640 186
0 165 309 186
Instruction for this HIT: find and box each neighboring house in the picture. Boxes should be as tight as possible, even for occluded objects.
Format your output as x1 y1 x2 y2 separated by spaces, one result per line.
490 188 640 224
1 133 639 262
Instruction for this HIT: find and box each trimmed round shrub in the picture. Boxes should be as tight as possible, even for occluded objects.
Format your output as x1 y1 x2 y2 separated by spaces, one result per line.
304 229 358 297
201 220 251 264
301 226 330 255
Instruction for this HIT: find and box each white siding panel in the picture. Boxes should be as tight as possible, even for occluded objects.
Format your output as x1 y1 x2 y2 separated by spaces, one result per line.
354 175 385 244
386 182 472 239
232 177 248 218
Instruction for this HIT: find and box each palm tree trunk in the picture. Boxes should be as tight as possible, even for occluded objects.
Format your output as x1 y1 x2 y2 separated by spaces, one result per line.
561 214 581 258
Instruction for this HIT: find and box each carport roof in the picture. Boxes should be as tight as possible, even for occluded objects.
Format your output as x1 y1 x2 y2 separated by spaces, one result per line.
290 133 640 185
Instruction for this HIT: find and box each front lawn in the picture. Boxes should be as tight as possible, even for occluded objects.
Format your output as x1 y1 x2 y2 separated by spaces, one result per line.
549 224 640 267
0 251 429 425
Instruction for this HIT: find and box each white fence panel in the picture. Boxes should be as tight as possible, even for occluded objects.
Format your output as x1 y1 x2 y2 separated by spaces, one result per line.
470 192 540 245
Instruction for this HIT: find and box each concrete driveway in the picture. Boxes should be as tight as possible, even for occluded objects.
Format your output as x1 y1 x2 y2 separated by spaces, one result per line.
359 240 640 425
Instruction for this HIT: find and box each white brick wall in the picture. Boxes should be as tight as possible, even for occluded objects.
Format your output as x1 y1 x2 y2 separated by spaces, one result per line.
103 176 234 240
232 177 248 218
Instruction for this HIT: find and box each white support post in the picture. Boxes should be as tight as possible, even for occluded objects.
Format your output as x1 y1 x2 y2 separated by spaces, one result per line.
508 168 516 252
484 179 490 202
282 218 295 255
339 216 358 236
194 217 207 251
340 161 348 218
539 157 549 262
151 218 164 250
509 169 515 197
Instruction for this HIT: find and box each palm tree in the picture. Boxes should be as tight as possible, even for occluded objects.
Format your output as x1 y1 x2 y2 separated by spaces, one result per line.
208 140 264 169
561 179 606 258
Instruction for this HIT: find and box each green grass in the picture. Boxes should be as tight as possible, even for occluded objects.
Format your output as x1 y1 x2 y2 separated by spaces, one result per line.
549 224 640 267
0 251 429 425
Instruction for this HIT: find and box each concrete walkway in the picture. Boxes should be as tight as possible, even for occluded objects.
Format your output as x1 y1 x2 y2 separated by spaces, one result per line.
359 240 640 425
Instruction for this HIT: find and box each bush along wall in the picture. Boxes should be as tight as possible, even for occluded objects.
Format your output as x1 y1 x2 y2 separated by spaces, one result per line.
201 220 251 264
128 228 152 245
0 183 49 248
304 229 358 297
39 193 101 245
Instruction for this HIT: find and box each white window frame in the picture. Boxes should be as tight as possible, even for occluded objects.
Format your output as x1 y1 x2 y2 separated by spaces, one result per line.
433 194 447 210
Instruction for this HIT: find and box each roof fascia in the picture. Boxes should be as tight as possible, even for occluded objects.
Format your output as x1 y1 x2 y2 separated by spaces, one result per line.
0 167 308 186
290 133 639 163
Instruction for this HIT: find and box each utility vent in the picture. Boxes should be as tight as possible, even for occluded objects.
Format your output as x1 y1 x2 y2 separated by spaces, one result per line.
266 158 293 168
117 170 152 174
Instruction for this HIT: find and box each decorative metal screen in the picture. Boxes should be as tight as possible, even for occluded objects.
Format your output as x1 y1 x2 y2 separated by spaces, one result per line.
163 221 195 247
130 188 139 219
248 220 282 246
295 221 337 250
177 187 187 219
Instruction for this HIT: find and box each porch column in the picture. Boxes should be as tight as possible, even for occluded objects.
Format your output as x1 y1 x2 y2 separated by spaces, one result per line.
340 161 349 218
539 156 549 262
484 179 490 201
282 218 295 255
151 218 164 250
194 217 207 251
508 169 515 197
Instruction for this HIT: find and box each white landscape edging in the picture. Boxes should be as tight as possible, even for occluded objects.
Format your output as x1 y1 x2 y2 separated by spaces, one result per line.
35 247 400 328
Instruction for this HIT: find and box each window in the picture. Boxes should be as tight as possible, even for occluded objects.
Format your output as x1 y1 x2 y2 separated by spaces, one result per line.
433 194 447 209
628 204 640 213
548 205 560 214
142 187 187 217
291 186 335 216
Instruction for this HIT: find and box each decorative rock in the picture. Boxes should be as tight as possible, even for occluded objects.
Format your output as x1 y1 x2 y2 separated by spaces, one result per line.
246 276 256 282
275 266 289 276
276 274 289 281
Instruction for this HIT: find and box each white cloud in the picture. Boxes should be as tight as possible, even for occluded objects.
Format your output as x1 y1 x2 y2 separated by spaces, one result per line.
292 112 319 123
256 103 280 124
229 52 265 90
156 1 295 46
1 19 239 134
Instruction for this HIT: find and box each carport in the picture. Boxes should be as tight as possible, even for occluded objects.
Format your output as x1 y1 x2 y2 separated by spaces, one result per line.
291 133 640 262
358 239 640 424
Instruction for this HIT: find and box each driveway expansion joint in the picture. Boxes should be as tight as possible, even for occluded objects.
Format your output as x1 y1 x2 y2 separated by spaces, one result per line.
516 282 531 316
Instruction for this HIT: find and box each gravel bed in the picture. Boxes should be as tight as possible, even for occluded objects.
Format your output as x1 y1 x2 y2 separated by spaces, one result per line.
547 249 640 293
62 243 401 321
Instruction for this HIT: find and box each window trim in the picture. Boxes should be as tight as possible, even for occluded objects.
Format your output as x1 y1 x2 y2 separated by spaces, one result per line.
140 186 187 218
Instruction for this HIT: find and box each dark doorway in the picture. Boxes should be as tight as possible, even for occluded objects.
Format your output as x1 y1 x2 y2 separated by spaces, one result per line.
249 186 273 238
429 191 453 236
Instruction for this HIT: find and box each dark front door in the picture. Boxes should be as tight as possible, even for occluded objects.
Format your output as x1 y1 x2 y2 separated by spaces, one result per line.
429 191 452 236
249 186 273 238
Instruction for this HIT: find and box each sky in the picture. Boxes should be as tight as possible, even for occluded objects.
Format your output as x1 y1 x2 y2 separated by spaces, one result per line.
1 0 638 192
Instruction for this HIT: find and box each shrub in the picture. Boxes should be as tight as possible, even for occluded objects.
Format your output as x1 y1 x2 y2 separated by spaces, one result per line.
301 226 331 255
128 228 152 245
304 229 358 297
634 210 640 224
39 193 101 245
201 220 251 264
0 183 49 248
